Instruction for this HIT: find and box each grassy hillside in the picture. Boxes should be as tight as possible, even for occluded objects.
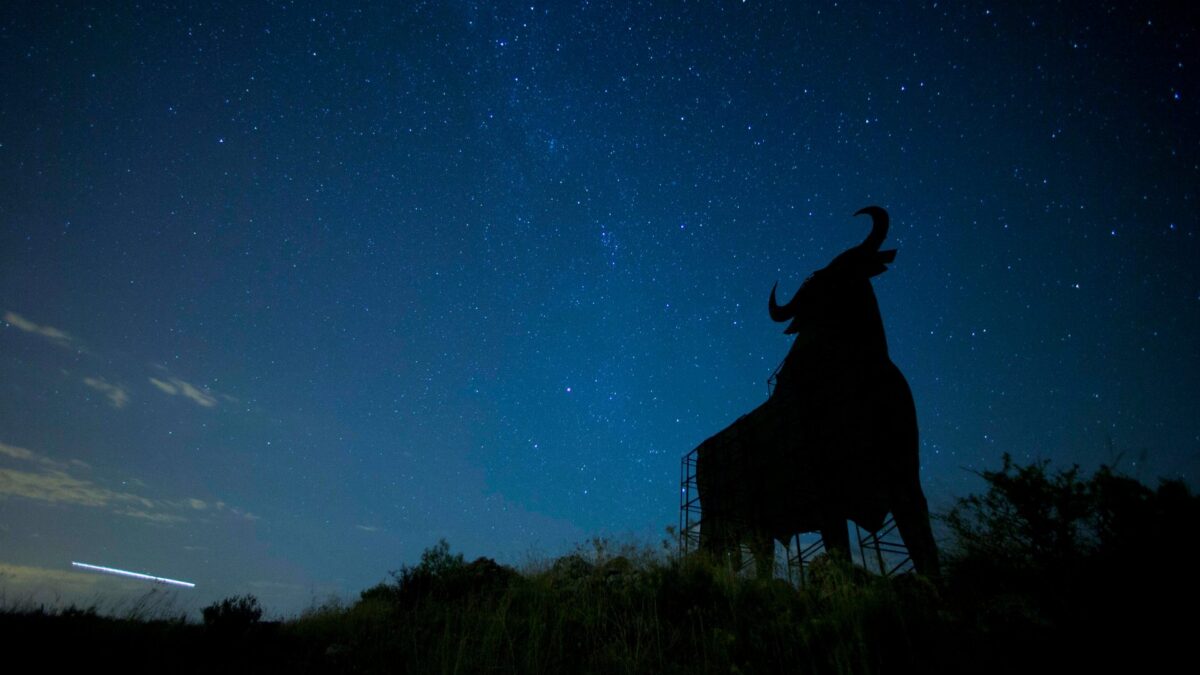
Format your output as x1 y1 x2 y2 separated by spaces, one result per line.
4 456 1195 674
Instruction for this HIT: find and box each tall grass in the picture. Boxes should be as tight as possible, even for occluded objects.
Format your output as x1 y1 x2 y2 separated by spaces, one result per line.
5 457 1195 673
276 539 946 674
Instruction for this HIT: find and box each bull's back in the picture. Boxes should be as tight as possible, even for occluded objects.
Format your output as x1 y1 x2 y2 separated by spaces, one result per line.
695 399 825 538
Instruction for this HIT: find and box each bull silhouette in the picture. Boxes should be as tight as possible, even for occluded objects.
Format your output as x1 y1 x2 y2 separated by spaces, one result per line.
694 206 939 578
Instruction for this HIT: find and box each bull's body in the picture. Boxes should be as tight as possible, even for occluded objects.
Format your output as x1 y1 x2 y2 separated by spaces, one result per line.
694 207 939 577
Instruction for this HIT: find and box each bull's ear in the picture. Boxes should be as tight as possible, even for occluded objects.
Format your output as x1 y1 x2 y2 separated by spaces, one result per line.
862 249 897 278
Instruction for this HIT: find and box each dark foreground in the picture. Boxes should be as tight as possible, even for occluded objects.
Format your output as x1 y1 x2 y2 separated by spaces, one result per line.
5 457 1195 674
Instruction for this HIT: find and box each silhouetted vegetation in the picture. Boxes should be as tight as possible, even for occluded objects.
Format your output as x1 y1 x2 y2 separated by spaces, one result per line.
3 457 1195 673
940 454 1199 672
202 594 263 629
358 538 519 609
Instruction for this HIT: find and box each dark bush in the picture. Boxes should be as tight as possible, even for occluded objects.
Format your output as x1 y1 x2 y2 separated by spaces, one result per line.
202 594 263 629
944 454 1200 585
941 454 1200 670
360 539 519 609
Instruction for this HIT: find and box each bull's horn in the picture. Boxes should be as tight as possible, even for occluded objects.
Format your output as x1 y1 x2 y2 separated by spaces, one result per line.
768 281 795 322
854 206 889 251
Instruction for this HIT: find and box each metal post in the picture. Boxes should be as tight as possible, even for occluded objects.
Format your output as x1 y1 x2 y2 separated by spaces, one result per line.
855 514 913 577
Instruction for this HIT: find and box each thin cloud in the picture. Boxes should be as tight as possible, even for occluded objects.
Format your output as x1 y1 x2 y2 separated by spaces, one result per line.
214 500 259 521
174 379 217 407
165 498 258 522
148 377 176 395
0 563 160 610
5 314 237 413
3 311 78 349
83 376 130 409
0 441 41 464
0 467 152 509
0 562 142 596
0 562 104 588
148 376 217 408
356 524 381 533
114 508 187 524
0 439 259 525
0 440 151 513
0 441 72 470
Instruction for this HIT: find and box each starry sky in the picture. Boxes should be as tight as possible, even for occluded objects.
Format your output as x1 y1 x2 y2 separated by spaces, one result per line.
1 1 1196 616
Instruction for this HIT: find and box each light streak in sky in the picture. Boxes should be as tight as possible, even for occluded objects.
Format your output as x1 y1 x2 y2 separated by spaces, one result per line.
71 561 195 588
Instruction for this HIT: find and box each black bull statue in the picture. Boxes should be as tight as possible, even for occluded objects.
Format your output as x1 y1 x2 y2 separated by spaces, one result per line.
694 206 940 578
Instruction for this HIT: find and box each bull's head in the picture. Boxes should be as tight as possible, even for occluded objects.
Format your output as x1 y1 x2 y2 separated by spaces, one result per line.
767 206 897 357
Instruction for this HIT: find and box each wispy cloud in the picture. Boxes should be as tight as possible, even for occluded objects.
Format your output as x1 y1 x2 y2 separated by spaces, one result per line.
214 500 260 522
3 311 78 349
148 376 218 408
148 377 177 395
6 313 240 413
83 376 130 409
0 562 144 597
0 562 104 588
355 524 381 533
0 441 73 470
0 442 42 464
0 439 259 525
165 497 257 521
0 467 151 509
114 508 187 524
0 562 182 611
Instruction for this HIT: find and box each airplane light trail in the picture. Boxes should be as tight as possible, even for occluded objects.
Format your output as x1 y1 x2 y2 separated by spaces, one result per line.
71 561 195 588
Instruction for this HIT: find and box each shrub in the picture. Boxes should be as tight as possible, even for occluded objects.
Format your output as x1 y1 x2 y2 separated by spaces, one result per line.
202 594 263 629
943 454 1092 575
941 453 1200 668
360 539 519 608
944 453 1199 581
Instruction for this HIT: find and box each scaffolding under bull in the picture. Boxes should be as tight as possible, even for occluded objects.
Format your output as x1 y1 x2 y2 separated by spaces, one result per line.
679 421 915 583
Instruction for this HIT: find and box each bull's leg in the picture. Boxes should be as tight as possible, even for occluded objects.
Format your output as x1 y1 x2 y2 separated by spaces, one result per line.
750 531 775 580
715 524 750 573
700 519 735 569
892 488 941 578
820 518 851 559
722 542 743 571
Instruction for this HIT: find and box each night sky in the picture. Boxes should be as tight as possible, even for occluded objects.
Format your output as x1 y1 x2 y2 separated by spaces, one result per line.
1 1 1196 616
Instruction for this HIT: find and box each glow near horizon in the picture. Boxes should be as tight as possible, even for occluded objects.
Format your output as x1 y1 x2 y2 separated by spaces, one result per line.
71 561 196 588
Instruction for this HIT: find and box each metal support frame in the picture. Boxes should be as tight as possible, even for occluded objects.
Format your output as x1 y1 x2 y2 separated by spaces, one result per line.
679 446 701 555
678 445 756 575
783 533 825 586
683 363 785 559
766 361 783 398
855 514 913 577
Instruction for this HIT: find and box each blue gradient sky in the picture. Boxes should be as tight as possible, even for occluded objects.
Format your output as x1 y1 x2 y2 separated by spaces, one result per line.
1 1 1196 615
